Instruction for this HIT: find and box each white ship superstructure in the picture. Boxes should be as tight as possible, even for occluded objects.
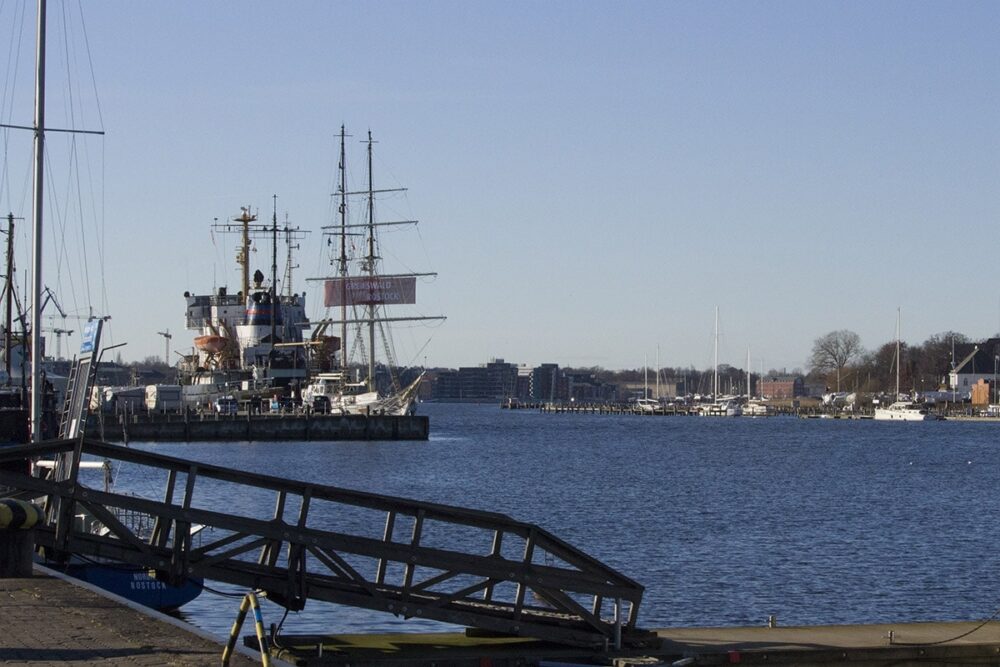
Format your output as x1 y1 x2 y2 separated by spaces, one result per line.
180 207 317 403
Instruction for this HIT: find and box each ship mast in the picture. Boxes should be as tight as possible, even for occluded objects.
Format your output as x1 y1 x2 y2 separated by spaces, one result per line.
365 131 378 391
234 207 256 302
4 213 17 382
337 126 348 372
29 0 47 441
271 195 278 350
310 127 446 392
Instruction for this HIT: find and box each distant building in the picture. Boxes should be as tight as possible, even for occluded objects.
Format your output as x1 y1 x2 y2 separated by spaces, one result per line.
431 359 518 401
430 359 624 403
759 375 803 399
564 371 617 402
531 364 561 401
950 339 1000 399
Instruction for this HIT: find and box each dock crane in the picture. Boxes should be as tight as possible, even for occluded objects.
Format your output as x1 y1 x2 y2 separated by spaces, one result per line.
51 328 73 360
40 285 66 319
157 329 172 365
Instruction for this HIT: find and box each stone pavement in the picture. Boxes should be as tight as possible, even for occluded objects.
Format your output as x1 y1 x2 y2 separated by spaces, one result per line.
0 566 280 666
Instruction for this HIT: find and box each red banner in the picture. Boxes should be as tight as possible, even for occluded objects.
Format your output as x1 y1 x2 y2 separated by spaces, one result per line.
324 276 417 307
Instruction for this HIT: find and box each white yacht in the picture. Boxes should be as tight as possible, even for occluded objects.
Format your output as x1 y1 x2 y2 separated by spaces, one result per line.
874 310 938 421
873 401 937 421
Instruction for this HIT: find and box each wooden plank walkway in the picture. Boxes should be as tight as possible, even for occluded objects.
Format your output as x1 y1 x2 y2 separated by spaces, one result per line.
0 565 285 666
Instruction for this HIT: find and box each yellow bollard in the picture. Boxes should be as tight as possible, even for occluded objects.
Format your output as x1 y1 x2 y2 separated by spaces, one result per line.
0 498 45 578
221 592 271 667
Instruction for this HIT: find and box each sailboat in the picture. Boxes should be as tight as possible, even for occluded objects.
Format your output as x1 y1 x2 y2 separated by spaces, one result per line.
304 128 444 416
873 309 936 421
698 307 741 416
4 0 202 610
635 353 658 414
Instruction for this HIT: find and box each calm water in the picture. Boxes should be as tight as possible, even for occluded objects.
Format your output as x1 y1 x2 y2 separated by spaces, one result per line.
120 403 1000 637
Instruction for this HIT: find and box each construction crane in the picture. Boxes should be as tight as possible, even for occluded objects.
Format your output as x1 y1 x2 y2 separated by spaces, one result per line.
52 328 73 360
157 329 172 366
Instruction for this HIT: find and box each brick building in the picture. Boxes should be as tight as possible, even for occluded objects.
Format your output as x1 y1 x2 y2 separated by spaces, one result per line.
759 375 803 399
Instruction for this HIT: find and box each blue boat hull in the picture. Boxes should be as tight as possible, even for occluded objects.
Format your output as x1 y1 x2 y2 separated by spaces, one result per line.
59 561 204 611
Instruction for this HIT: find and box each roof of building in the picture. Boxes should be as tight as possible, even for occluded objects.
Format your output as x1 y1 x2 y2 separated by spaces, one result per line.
953 338 1000 375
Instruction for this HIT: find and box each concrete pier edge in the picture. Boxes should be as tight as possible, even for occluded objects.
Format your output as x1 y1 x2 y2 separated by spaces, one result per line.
31 562 296 667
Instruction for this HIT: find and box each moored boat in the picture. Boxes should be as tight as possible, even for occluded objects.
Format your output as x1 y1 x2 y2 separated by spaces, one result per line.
873 401 938 421
307 127 444 417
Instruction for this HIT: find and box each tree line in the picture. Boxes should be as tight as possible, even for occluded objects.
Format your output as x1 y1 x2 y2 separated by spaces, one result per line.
562 329 988 397
807 329 980 395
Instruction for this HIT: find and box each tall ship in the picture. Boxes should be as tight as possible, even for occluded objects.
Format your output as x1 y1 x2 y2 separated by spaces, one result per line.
304 127 444 416
179 206 322 406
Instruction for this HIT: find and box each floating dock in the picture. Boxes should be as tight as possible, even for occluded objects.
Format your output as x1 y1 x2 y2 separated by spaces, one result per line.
90 412 430 442
261 621 1000 665
7 569 1000 667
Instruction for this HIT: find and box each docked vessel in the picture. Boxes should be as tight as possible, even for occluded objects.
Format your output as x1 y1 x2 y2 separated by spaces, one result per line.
305 127 444 416
873 400 936 421
873 309 938 422
180 207 324 407
4 0 202 610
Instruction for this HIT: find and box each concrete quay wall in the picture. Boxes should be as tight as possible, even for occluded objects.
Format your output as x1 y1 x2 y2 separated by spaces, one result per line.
94 413 429 442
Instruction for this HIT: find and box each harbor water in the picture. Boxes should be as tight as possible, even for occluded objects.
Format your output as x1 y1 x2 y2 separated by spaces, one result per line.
116 403 1000 638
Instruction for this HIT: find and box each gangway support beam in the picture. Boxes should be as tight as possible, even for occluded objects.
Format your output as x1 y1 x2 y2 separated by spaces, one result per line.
0 437 646 648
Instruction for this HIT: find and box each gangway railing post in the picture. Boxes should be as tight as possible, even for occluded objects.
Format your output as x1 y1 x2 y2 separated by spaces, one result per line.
403 509 424 595
151 469 177 548
259 490 287 568
514 528 536 618
483 528 503 601
376 510 396 584
614 597 622 650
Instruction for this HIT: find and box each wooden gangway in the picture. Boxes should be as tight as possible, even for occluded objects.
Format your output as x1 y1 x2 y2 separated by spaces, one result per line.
0 437 644 648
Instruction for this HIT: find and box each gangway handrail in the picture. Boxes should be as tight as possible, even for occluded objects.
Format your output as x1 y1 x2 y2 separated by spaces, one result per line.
0 437 645 648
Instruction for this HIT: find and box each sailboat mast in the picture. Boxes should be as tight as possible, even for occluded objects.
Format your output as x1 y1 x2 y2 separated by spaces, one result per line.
643 354 648 400
895 308 901 400
29 0 47 441
365 131 376 391
655 345 660 400
337 126 348 372
713 306 719 399
746 346 751 398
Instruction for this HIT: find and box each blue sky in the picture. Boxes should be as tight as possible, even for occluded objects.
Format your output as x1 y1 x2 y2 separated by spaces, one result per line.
1 1 998 373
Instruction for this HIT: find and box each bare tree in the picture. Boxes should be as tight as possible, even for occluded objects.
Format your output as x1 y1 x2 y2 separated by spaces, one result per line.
809 330 864 391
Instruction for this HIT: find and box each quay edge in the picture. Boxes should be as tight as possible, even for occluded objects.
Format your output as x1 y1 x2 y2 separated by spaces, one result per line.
90 412 429 442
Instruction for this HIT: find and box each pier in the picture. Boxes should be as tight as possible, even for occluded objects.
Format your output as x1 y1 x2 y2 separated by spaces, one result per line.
264 621 1000 665
1 565 272 666
89 412 430 441
8 568 1000 666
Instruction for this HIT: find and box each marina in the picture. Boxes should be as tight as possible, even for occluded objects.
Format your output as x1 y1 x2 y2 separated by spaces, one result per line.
6 403 1000 665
